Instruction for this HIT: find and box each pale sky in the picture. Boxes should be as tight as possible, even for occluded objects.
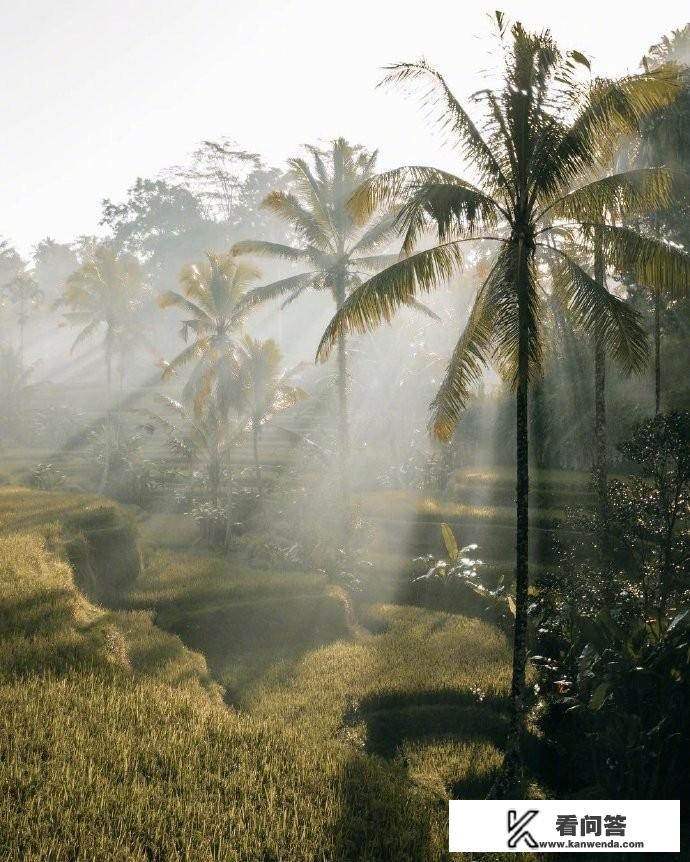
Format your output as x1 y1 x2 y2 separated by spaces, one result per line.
1 0 688 255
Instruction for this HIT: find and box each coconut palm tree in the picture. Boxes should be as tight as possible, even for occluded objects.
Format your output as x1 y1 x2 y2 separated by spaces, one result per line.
159 252 260 411
638 25 690 414
231 138 410 477
2 270 42 358
316 16 690 784
236 335 307 492
0 346 38 441
55 243 145 393
151 385 246 547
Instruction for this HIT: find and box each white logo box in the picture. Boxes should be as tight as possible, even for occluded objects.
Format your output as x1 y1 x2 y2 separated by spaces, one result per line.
449 799 680 853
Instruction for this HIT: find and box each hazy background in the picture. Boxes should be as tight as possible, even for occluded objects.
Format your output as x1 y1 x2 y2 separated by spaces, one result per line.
2 0 689 254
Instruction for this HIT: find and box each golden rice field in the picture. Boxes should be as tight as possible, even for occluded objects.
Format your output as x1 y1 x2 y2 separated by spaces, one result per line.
0 485 542 860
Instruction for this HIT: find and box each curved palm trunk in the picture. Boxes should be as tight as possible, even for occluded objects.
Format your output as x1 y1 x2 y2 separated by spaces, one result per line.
654 289 661 415
593 230 608 544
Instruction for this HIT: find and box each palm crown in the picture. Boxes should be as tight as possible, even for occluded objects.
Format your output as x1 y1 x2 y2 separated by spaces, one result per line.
235 335 307 490
236 335 306 428
232 137 409 468
159 252 261 406
232 138 400 310
56 243 144 387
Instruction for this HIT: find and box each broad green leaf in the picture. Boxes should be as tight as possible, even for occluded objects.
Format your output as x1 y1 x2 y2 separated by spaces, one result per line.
589 683 609 711
440 522 459 561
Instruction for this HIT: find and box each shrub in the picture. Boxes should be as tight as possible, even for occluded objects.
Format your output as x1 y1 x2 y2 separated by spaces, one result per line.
535 412 690 801
29 463 66 491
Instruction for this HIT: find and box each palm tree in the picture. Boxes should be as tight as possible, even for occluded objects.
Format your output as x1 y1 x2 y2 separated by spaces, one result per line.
236 335 307 492
231 138 408 483
0 346 38 441
159 252 260 411
316 16 690 784
638 25 690 414
151 387 246 547
56 243 146 493
55 243 145 393
2 271 42 358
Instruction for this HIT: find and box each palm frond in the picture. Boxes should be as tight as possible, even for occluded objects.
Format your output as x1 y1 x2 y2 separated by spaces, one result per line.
70 319 101 353
316 242 464 360
287 156 337 238
546 167 685 222
352 253 401 274
487 245 544 387
349 212 400 254
239 272 317 310
535 69 681 202
381 62 511 196
403 298 442 321
158 290 212 322
395 181 502 254
429 286 493 442
262 191 332 251
280 287 308 309
545 246 649 373
349 166 476 223
161 340 207 381
231 240 309 263
594 223 690 299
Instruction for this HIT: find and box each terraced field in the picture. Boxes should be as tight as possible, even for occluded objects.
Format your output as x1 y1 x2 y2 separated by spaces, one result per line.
0 483 538 860
0 427 604 860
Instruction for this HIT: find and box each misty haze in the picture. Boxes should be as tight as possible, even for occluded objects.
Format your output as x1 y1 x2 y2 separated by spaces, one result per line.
0 4 689 860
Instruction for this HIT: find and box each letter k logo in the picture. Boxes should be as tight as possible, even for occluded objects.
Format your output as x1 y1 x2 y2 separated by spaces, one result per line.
507 809 539 848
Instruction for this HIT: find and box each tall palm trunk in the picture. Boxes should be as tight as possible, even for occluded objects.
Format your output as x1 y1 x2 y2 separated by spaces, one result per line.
252 419 262 494
497 237 531 793
209 455 220 507
336 333 349 458
224 472 233 552
208 453 221 549
654 289 661 415
18 317 25 361
593 229 608 542
334 274 350 503
105 328 113 393
513 242 530 740
98 327 115 495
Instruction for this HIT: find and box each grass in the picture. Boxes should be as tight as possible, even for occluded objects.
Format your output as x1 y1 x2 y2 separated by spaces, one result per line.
0 508 220 699
248 603 513 742
121 545 532 859
0 475 561 860
2 671 521 861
